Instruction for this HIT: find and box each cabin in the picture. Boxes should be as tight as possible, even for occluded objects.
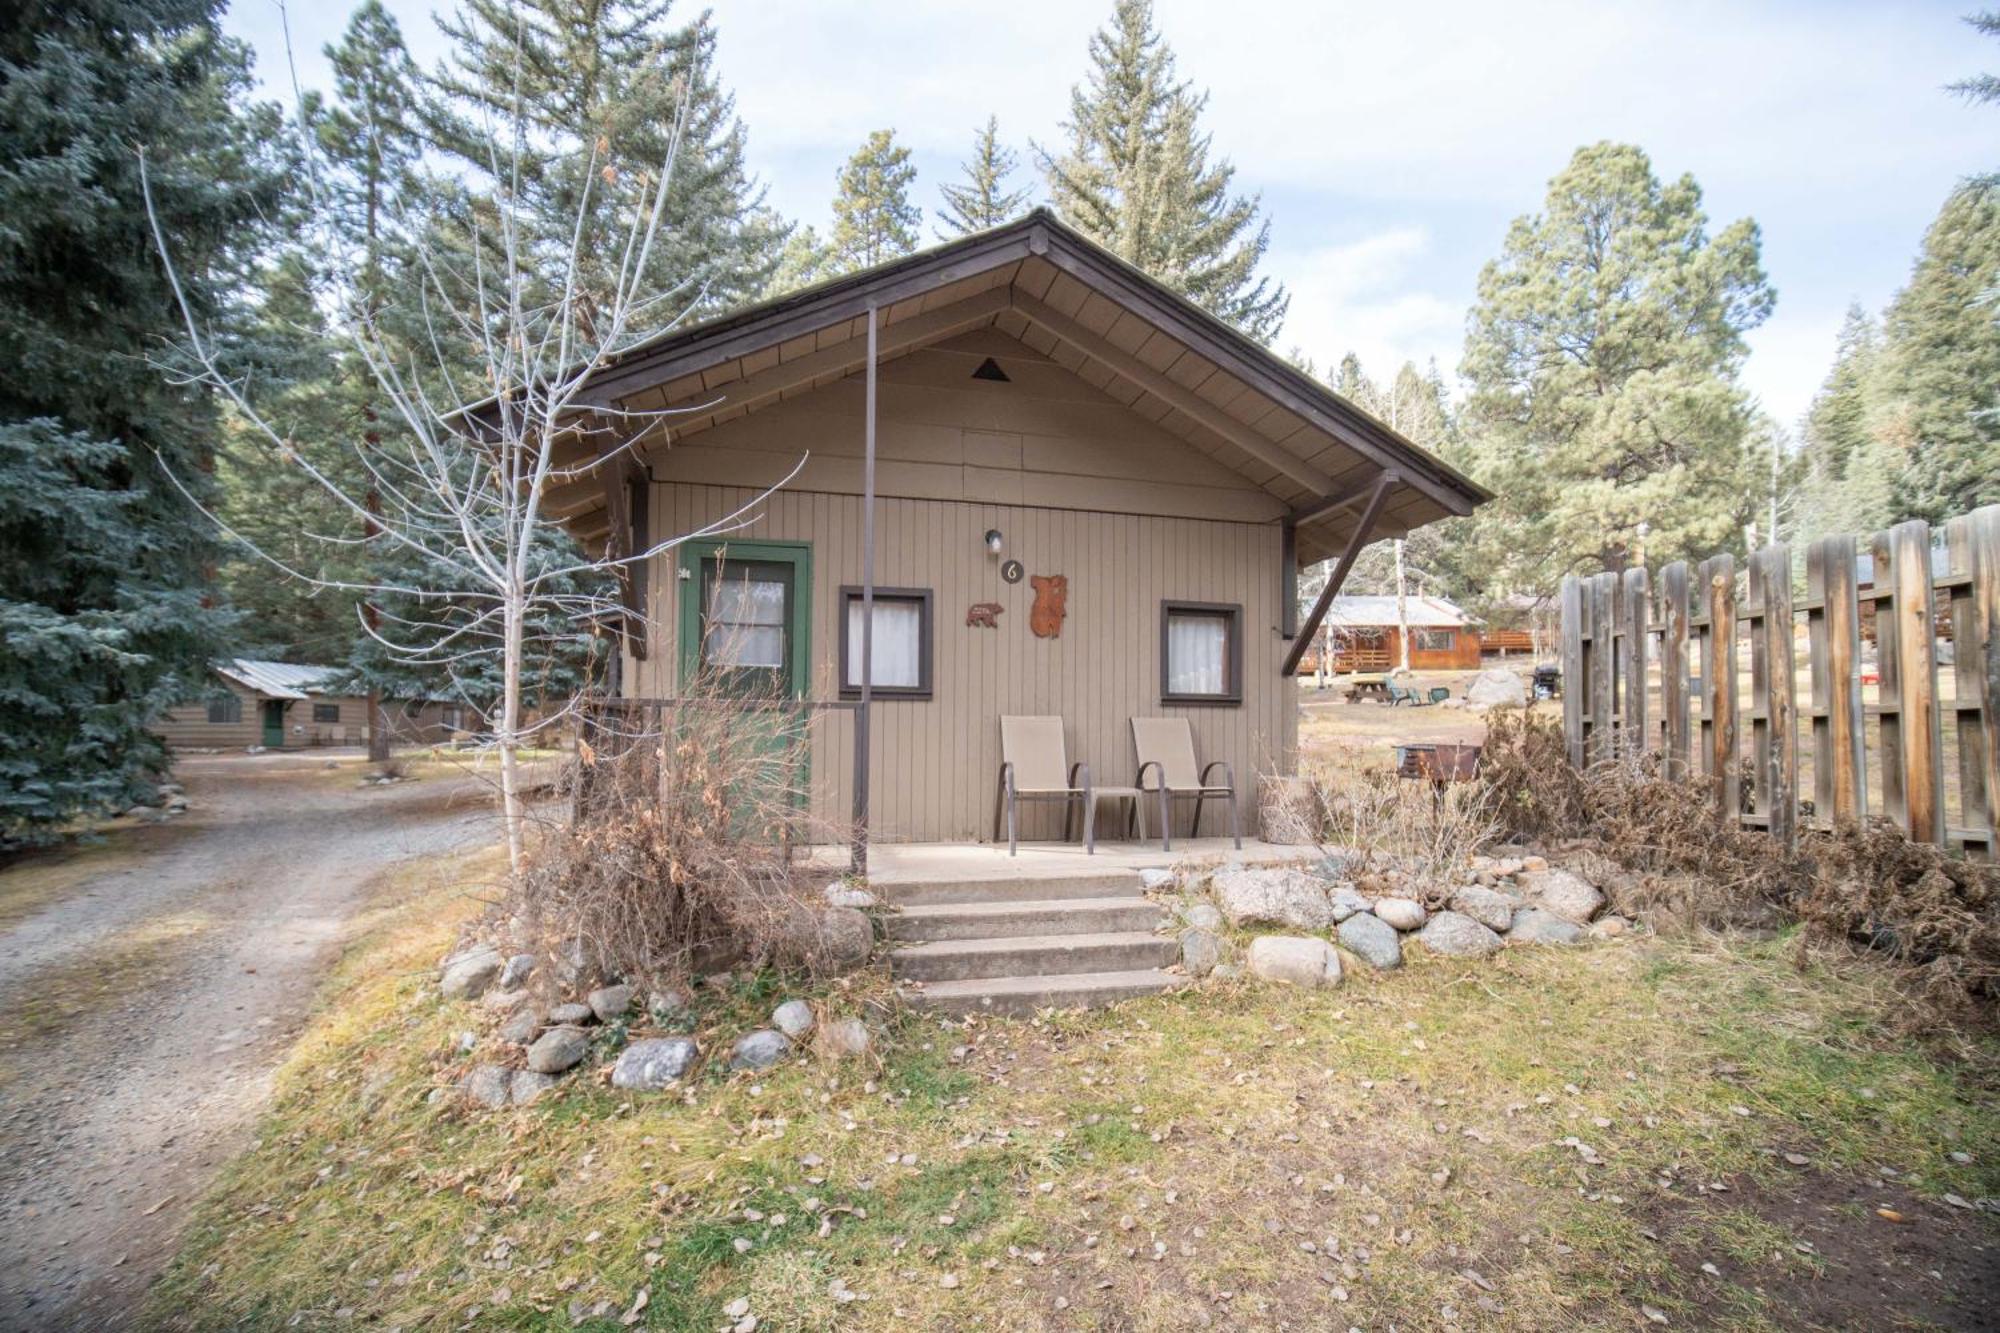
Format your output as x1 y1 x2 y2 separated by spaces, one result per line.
1315 595 1482 672
156 659 459 751
552 210 1488 848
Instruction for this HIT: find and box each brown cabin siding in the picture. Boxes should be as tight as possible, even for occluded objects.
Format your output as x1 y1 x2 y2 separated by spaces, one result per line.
157 685 453 750
630 484 1293 843
1323 626 1483 673
623 332 1301 843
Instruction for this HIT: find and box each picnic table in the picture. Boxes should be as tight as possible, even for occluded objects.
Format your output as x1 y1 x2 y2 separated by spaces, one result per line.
1346 673 1392 703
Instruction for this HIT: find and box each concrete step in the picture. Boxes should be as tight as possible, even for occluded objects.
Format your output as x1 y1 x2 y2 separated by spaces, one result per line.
881 870 1146 907
885 896 1164 943
905 968 1188 1017
890 930 1178 983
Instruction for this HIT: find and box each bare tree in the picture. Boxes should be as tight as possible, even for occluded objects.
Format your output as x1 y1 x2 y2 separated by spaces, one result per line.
142 4 801 878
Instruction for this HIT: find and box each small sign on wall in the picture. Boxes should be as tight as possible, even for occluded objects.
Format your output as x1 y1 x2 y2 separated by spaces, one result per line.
1030 575 1068 639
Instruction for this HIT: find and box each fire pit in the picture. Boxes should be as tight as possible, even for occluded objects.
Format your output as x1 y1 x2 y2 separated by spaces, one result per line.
1394 742 1483 784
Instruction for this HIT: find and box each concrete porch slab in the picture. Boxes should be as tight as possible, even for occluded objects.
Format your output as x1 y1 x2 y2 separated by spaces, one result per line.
808 837 1311 886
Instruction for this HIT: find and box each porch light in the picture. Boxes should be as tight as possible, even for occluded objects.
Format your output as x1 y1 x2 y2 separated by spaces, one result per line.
985 529 1004 555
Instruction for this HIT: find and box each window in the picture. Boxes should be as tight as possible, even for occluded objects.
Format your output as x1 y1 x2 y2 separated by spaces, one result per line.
206 695 242 725
1412 628 1457 652
313 703 341 723
702 563 790 671
839 587 932 698
1160 601 1243 705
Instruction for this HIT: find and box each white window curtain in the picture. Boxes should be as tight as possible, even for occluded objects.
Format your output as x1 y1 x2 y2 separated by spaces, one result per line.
846 597 922 688
1168 612 1228 695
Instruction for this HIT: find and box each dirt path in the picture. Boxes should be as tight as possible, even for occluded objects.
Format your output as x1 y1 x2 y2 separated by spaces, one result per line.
0 755 498 1329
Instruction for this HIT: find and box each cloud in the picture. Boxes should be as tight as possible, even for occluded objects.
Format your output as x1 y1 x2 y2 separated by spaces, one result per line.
1273 228 1465 383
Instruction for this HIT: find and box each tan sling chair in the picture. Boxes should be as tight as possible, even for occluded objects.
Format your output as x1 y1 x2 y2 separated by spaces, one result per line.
1131 716 1241 851
994 716 1146 855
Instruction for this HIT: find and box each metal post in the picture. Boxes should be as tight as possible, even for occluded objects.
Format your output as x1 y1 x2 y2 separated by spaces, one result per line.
851 306 878 875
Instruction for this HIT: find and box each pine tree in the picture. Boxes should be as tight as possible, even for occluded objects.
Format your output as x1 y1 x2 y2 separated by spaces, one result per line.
767 223 831 295
1456 143 1774 593
1950 11 2000 108
1793 305 1896 539
426 0 785 328
0 0 282 842
827 129 920 273
937 115 1031 237
215 3 429 669
1039 0 1287 342
318 0 423 294
1879 182 2000 523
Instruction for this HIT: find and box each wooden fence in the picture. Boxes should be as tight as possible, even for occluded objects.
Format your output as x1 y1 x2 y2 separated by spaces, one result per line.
1558 504 2000 858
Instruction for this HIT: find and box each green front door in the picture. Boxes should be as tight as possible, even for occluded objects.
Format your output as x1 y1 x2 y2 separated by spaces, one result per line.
677 541 813 819
261 699 285 748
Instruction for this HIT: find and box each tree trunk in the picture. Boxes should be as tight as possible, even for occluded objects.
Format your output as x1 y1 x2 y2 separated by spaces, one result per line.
498 588 526 881
1395 539 1410 673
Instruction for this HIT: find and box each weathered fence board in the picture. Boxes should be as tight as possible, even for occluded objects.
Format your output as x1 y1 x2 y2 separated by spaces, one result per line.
1556 503 1999 859
1750 545 1797 848
1588 572 1617 765
1806 533 1866 825
1622 566 1650 757
1947 508 1999 855
1561 576 1585 768
1699 553 1740 820
1660 561 1691 779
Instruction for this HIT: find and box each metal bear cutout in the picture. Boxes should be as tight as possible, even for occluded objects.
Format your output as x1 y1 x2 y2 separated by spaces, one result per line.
1029 574 1068 639
966 602 1003 629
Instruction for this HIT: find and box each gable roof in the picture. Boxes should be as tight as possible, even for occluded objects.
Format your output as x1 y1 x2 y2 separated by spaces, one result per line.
1321 595 1475 629
556 209 1488 564
215 658 345 700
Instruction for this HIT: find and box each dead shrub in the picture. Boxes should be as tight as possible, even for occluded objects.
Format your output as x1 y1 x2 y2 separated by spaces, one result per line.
1294 751 1498 901
1478 707 2000 1017
509 673 853 997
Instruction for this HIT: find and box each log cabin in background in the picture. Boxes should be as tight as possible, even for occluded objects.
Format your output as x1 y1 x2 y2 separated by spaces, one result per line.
154 659 461 751
1313 594 1484 672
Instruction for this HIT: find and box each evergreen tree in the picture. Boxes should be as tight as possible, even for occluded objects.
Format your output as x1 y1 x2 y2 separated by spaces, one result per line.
1794 305 1896 539
216 2 428 668
212 253 365 665
937 115 1031 237
1950 10 2000 108
1456 143 1774 593
1039 0 1287 342
1879 182 2000 522
318 0 423 293
827 129 920 273
767 222 831 295
0 0 281 842
426 0 785 329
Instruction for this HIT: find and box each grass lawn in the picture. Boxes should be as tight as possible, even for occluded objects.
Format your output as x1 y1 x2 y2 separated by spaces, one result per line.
144 844 1999 1331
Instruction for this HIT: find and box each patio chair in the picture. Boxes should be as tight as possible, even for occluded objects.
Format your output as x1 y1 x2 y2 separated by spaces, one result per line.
1386 682 1418 706
1131 717 1241 852
1428 686 1452 704
994 716 1141 855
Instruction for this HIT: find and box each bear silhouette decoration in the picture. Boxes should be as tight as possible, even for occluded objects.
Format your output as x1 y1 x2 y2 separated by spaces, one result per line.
1029 574 1067 639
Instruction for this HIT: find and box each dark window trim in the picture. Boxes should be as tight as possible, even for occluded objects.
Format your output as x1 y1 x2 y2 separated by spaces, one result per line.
838 586 934 700
1160 600 1244 706
313 702 341 723
207 695 242 724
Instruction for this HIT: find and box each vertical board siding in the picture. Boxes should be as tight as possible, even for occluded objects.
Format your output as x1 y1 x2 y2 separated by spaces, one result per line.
639 482 1291 843
1559 503 2000 858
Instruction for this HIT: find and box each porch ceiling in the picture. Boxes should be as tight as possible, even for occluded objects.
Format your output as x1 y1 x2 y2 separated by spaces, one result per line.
553 211 1489 565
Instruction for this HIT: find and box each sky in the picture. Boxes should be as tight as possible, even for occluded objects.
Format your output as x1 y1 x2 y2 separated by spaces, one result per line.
221 0 1994 433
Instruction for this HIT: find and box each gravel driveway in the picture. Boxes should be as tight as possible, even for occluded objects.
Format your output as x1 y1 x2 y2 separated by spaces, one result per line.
0 754 498 1329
